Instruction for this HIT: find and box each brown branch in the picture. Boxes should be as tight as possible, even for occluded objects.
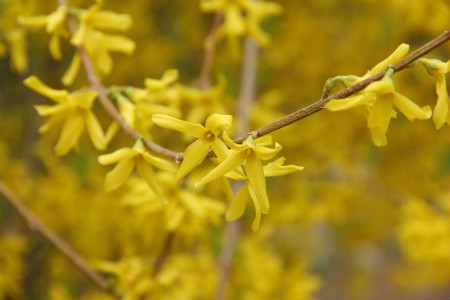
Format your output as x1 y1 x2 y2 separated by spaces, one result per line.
232 28 450 144
152 231 175 277
0 181 119 299
59 0 183 162
197 13 223 90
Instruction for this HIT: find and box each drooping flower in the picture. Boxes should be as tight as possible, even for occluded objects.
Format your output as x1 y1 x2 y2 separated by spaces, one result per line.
19 5 68 60
152 113 232 182
197 132 282 218
98 139 176 195
23 75 108 156
418 58 450 129
326 72 431 146
224 157 303 231
62 2 135 85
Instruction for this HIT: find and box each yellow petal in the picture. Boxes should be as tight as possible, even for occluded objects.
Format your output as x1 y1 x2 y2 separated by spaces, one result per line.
248 185 262 232
142 152 176 173
392 93 432 121
135 158 165 201
62 54 81 86
38 114 64 133
211 137 230 161
246 154 269 213
85 111 106 150
34 104 69 116
98 148 136 165
369 127 387 147
152 114 205 138
145 69 178 92
325 94 372 111
222 131 248 151
104 158 134 191
72 90 98 109
370 43 409 74
99 34 135 55
367 96 393 134
432 75 449 129
23 76 68 103
55 114 84 156
176 139 210 182
205 114 233 135
179 191 205 217
196 150 246 186
364 80 395 95
252 143 282 160
18 15 47 28
92 11 132 31
263 157 304 177
254 135 272 146
49 33 62 61
225 183 249 221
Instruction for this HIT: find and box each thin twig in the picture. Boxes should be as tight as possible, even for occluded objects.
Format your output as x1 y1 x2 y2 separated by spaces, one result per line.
215 35 260 300
198 13 223 90
0 181 119 299
152 231 175 278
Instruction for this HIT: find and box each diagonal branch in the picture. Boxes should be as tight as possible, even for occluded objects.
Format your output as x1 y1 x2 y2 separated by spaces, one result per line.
0 181 120 299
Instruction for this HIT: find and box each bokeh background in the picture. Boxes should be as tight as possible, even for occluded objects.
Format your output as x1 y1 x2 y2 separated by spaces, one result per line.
0 0 449 299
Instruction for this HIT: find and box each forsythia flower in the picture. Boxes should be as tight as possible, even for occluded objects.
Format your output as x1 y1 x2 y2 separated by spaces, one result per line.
152 113 232 182
326 72 431 146
196 133 295 230
63 2 135 85
98 139 175 195
200 0 282 55
418 58 450 129
24 76 107 156
225 156 303 231
18 5 68 60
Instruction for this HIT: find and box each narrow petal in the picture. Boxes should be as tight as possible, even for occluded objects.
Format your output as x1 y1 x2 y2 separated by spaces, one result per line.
392 93 431 121
135 158 165 201
152 114 205 138
367 96 393 134
38 114 64 133
92 11 132 31
205 114 232 135
55 114 84 156
98 148 136 165
253 143 282 160
62 54 81 86
34 104 69 116
104 158 134 191
364 80 395 95
263 157 304 177
49 33 62 61
225 183 249 221
23 76 68 103
248 185 262 232
370 43 409 74
175 139 210 182
222 131 248 151
254 135 273 146
196 150 246 186
432 75 449 129
211 137 230 161
325 94 372 111
246 154 269 214
369 127 387 147
142 152 176 172
85 111 106 150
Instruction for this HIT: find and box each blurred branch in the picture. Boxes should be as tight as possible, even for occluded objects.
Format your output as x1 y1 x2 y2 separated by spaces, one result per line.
198 13 223 90
215 35 260 300
0 181 120 299
152 231 175 278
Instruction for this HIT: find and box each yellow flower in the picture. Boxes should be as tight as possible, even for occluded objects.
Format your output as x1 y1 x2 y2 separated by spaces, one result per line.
152 113 232 182
62 2 135 85
23 75 107 156
225 157 303 231
326 73 431 146
18 5 68 60
98 139 176 195
200 0 282 56
197 133 282 218
418 58 450 129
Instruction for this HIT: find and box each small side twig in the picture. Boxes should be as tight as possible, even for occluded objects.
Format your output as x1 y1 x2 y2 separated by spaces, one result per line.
152 231 174 277
0 181 119 299
198 13 223 90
